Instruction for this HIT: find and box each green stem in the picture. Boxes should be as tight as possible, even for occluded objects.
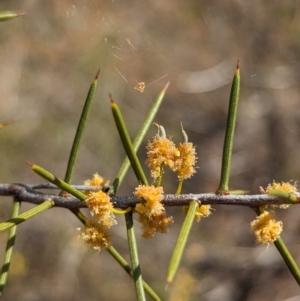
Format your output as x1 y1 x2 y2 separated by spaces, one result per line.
61 70 101 240
217 60 240 193
0 198 21 295
111 82 169 194
109 85 169 300
166 200 199 285
274 237 300 285
155 165 164 188
254 207 300 285
110 96 148 185
0 200 54 232
64 69 100 184
30 163 86 201
268 190 298 203
125 211 146 301
107 246 161 301
175 180 183 195
70 208 88 224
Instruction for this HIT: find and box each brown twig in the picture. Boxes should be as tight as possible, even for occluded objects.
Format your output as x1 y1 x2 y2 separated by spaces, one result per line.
0 183 299 209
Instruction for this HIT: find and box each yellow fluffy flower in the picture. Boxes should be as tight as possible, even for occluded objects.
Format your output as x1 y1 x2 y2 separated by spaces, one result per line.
85 191 117 228
134 185 173 238
265 180 297 194
79 220 111 251
84 173 110 189
146 135 179 179
134 185 164 216
173 142 197 180
264 180 297 209
250 211 283 246
194 205 212 222
138 212 174 239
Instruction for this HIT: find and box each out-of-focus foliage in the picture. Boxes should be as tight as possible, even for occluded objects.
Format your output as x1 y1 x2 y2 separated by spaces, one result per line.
1 1 300 300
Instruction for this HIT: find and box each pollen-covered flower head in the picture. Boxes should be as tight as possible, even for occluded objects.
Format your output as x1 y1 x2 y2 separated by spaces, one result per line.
171 124 197 181
146 125 179 179
174 142 197 180
78 220 111 252
134 185 173 238
265 180 297 194
84 173 110 189
250 211 283 246
264 180 297 209
138 212 174 239
134 185 164 216
85 190 117 228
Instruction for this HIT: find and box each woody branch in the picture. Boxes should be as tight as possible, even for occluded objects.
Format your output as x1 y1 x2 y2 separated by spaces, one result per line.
0 183 298 209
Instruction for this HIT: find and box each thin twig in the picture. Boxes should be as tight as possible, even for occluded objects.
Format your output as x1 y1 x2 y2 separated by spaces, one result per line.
0 183 299 209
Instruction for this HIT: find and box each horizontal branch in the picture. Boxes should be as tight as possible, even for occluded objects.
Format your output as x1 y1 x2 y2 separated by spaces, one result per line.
0 183 299 209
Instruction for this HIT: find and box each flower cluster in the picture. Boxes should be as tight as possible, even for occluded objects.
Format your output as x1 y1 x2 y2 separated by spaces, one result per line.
79 173 115 251
135 185 164 215
265 180 297 194
85 190 117 228
134 185 173 239
175 142 197 181
146 124 197 182
263 180 298 209
146 134 179 179
250 180 297 246
250 211 283 246
79 220 111 252
143 124 209 232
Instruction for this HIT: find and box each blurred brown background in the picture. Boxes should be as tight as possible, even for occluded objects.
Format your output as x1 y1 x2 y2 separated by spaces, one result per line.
1 0 300 300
